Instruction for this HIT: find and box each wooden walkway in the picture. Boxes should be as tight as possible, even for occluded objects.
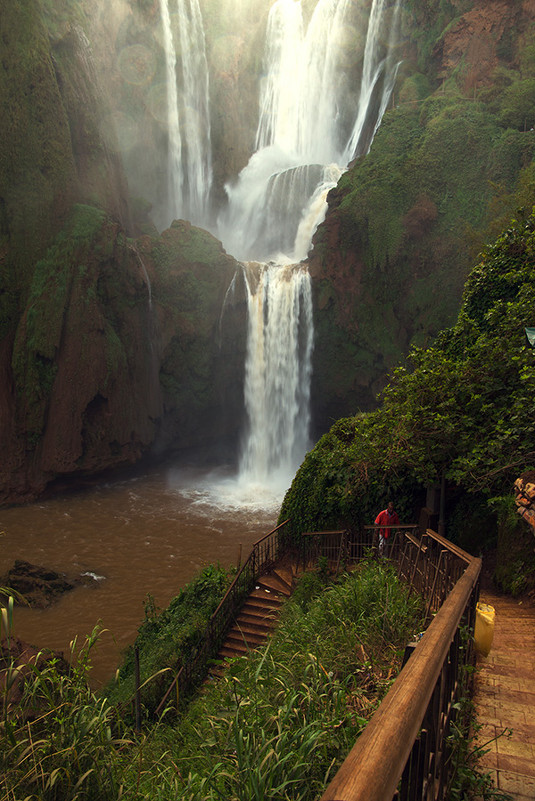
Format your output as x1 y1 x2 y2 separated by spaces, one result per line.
473 587 535 800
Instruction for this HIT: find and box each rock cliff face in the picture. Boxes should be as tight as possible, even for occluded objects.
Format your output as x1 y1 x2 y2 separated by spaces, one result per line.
4 0 535 503
0 203 245 504
308 0 535 433
0 0 247 504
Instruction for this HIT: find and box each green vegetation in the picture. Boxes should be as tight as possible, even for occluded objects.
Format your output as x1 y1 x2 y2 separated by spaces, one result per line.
0 0 75 292
312 12 535 422
107 564 233 716
10 205 106 442
285 208 535 594
492 495 535 597
1 560 425 800
1 627 132 801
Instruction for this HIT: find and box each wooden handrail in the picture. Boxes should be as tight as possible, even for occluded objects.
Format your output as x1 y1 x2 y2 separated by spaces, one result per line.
302 529 347 537
252 518 290 547
405 531 426 549
363 524 418 530
321 556 481 801
423 528 473 564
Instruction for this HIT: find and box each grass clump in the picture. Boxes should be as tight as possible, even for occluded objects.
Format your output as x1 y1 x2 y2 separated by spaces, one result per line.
1 625 132 801
130 558 425 800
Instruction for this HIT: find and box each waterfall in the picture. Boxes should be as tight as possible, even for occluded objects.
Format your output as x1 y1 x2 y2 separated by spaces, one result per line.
343 0 403 162
239 262 313 488
217 0 400 494
159 0 183 223
151 0 401 497
158 0 213 228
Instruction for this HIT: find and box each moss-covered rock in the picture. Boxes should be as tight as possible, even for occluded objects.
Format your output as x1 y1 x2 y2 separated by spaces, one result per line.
310 0 535 432
2 205 158 497
281 206 535 578
0 206 246 503
150 220 247 454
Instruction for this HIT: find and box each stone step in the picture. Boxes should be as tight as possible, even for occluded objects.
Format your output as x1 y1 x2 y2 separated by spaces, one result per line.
219 643 252 660
228 621 268 640
249 586 285 605
257 572 292 596
235 611 276 631
208 561 302 679
226 627 266 647
243 596 282 615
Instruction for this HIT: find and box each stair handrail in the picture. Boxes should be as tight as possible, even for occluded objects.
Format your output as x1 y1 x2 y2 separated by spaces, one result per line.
154 519 290 715
320 530 481 801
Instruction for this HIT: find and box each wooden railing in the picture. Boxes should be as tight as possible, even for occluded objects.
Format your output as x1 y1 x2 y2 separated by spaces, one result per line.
318 527 481 801
154 519 290 715
155 520 480 800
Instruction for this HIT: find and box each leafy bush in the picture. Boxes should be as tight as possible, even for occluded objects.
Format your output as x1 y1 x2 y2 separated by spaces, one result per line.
491 494 535 596
282 208 535 559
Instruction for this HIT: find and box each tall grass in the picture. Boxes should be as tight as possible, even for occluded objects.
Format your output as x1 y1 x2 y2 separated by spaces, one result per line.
131 558 425 800
1 625 133 801
1 560 425 800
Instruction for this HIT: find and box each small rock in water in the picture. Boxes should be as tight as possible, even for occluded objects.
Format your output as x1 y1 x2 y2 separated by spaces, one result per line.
1 560 103 609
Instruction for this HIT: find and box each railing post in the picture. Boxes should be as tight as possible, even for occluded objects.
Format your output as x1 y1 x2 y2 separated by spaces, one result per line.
134 646 142 734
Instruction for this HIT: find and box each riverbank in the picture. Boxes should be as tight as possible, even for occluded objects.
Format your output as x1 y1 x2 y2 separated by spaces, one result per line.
0 463 280 686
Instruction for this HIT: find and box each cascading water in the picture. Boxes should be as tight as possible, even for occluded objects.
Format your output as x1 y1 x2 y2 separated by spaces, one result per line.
158 0 213 228
152 0 401 499
216 0 401 495
239 262 313 490
343 0 403 163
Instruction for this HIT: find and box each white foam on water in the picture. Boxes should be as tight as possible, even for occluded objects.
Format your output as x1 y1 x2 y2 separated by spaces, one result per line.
166 465 288 515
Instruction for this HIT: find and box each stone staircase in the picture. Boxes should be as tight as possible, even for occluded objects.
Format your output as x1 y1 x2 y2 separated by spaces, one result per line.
208 563 296 678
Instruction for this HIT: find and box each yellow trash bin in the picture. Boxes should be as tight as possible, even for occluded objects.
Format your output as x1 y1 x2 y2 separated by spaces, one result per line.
474 602 495 657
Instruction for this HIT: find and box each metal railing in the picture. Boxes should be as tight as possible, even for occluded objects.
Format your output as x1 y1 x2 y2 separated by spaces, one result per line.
319 527 481 801
154 519 290 715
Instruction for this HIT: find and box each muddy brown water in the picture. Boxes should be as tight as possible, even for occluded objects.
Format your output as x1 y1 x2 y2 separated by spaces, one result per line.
0 461 281 688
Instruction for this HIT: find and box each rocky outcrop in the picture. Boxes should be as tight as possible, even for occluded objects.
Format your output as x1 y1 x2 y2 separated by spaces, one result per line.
0 206 246 504
436 0 535 94
0 2 248 504
514 472 535 533
1 560 100 609
308 0 535 434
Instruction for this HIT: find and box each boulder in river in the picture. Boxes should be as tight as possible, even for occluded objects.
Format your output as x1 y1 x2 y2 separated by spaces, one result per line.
1 560 102 608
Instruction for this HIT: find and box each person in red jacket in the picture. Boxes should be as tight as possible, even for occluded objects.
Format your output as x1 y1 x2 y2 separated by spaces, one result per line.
374 501 399 556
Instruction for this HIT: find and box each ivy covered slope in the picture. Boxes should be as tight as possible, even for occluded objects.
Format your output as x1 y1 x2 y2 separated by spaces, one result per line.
310 0 535 429
282 209 535 594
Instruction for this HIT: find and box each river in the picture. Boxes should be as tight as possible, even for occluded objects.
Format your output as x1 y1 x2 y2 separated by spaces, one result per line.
0 459 281 688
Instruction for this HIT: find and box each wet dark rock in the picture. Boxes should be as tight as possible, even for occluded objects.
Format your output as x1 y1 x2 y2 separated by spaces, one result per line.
2 560 101 608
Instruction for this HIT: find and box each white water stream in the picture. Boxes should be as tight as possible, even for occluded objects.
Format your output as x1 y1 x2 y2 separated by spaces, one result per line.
239 262 314 490
159 0 213 227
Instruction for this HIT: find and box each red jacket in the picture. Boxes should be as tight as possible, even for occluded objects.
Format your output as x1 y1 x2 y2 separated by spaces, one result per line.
374 509 399 538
